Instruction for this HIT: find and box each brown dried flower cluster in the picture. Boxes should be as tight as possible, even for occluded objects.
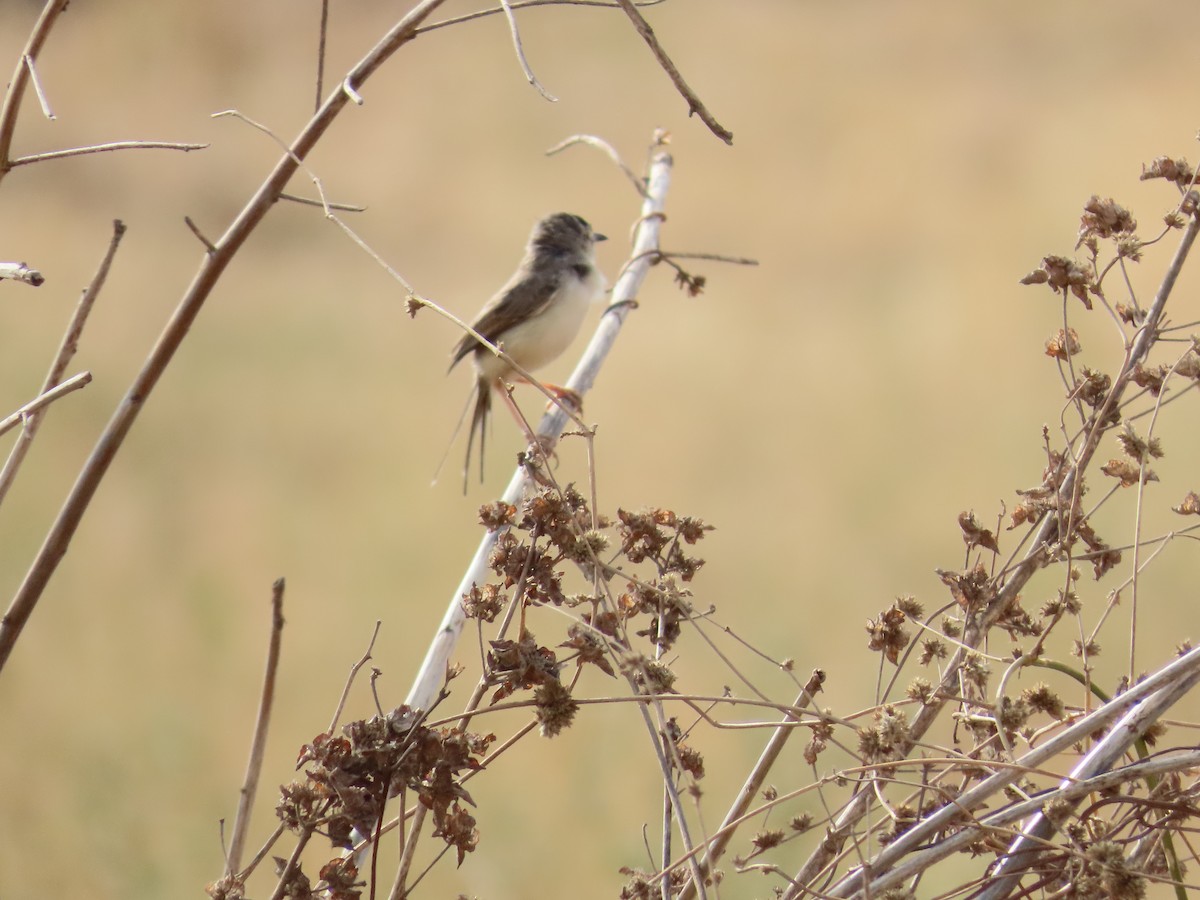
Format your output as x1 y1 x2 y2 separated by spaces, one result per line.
278 706 493 868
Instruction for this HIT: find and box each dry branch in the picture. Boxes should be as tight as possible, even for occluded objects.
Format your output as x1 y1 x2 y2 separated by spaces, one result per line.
0 0 451 675
0 261 44 286
780 205 1200 900
613 0 733 145
0 0 70 177
0 219 124 509
225 579 286 877
0 372 90 438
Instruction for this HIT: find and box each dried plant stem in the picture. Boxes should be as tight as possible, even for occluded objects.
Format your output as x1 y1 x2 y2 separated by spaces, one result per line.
266 827 313 900
828 643 1200 898
315 0 330 113
416 0 667 35
8 140 208 167
973 657 1200 900
404 136 673 712
612 0 733 144
497 0 557 101
547 133 648 197
0 0 450 676
0 261 44 285
859 747 1200 896
0 219 124 509
225 579 286 877
678 672 826 900
0 371 90 438
783 209 1200 900
329 621 383 733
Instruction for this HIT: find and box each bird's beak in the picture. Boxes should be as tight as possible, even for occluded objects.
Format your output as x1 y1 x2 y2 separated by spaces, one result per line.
594 232 607 242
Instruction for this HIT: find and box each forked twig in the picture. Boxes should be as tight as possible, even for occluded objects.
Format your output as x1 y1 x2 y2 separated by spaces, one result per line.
0 371 91 438
330 621 384 734
0 219 124 509
0 0 70 176
497 0 558 101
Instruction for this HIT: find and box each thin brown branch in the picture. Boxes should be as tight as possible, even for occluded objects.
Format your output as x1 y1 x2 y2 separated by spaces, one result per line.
0 261 44 286
677 671 829 900
0 0 450 677
279 191 366 212
0 371 91 439
329 621 383 734
416 0 667 34
497 0 558 101
546 132 648 197
0 0 70 176
612 0 733 145
184 216 216 254
0 219 124 509
8 140 208 167
225 578 287 877
315 0 330 113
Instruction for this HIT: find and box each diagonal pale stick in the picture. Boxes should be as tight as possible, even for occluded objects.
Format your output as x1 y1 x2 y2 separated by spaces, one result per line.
404 138 673 712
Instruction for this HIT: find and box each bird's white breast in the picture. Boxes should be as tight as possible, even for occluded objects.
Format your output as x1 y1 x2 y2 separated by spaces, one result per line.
475 265 605 382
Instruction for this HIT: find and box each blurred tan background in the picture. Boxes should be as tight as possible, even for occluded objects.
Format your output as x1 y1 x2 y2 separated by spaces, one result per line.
2 1 1200 897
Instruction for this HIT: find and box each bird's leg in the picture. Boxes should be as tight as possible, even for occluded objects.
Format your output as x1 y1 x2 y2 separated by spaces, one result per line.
494 379 539 445
495 380 560 472
510 375 582 415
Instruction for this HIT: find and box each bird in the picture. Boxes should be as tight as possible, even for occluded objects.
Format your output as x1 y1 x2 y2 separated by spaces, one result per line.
448 212 607 491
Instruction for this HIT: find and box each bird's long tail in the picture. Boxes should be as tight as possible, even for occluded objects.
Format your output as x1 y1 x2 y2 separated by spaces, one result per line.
430 378 488 491
462 378 491 494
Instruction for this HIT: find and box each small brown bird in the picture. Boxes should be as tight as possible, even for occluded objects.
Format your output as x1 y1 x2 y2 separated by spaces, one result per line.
449 212 607 490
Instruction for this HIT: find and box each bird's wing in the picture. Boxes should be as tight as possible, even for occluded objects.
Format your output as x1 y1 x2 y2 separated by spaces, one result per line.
448 267 561 371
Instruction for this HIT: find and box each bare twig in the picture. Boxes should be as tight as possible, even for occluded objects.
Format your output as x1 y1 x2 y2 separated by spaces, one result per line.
497 0 558 101
8 140 208 167
0 219 124 509
0 261 44 286
0 372 90 438
547 133 648 197
315 0 330 113
23 54 54 119
0 0 70 175
416 0 668 35
225 578 287 877
678 672 826 900
0 0 451 677
330 621 383 733
184 216 216 254
612 0 733 145
279 191 366 212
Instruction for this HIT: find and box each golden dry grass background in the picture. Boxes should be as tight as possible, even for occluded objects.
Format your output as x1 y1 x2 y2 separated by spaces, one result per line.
2 2 1200 898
